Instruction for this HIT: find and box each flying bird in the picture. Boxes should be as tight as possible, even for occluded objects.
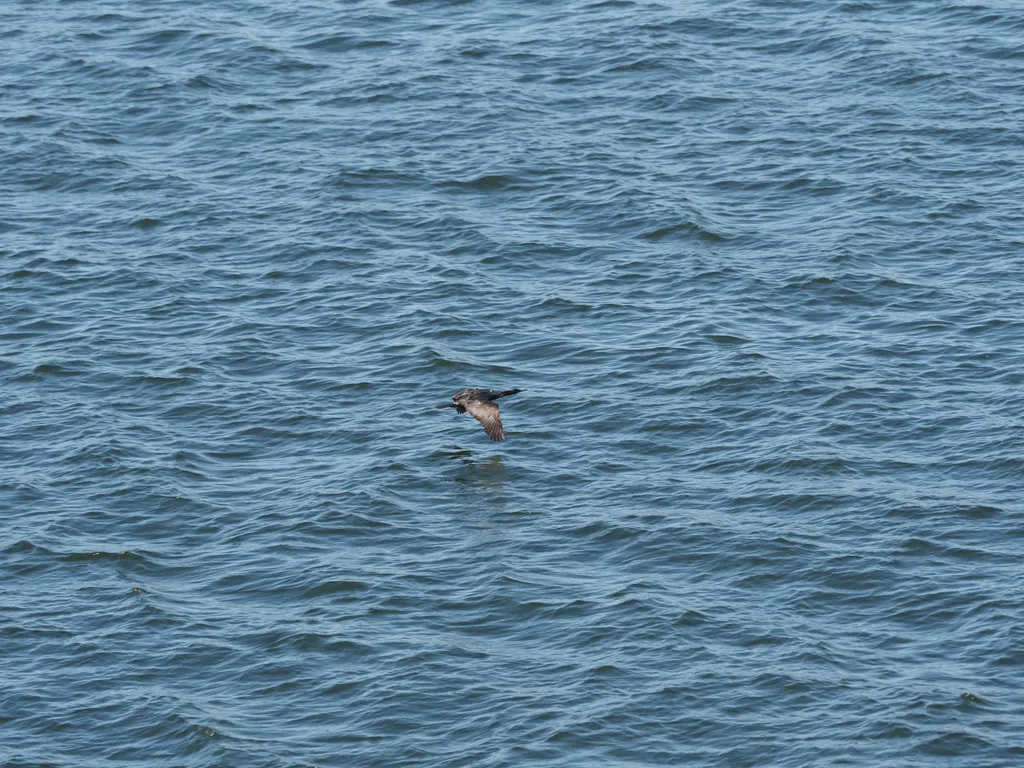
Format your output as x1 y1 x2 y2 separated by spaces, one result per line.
436 388 525 442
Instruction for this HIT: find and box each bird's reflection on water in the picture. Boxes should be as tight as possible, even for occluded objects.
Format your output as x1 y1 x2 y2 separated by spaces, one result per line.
436 446 508 490
431 446 538 525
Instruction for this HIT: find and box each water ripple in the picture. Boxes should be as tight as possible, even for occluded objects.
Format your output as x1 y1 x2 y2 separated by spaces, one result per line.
3 0 1024 765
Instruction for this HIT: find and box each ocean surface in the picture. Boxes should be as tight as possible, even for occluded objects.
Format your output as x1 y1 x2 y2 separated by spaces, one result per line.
3 1 1023 766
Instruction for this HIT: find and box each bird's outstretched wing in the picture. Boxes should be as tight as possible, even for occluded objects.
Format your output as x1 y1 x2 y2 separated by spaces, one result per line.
465 399 505 441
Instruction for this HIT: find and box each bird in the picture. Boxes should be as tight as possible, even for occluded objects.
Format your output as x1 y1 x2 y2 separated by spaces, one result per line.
436 388 525 442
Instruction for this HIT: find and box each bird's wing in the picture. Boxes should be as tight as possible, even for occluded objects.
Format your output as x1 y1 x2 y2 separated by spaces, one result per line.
465 399 505 441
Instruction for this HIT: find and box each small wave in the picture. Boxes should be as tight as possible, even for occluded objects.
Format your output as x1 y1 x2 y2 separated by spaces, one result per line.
61 550 150 563
437 174 524 192
641 220 726 242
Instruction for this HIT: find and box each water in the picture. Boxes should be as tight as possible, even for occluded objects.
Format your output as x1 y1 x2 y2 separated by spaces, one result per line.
3 1 1023 765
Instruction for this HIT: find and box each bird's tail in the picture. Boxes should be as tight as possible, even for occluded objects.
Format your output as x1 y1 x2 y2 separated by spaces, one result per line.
492 388 525 400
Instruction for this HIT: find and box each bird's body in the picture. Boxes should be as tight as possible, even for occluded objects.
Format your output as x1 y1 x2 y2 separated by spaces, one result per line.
436 388 525 441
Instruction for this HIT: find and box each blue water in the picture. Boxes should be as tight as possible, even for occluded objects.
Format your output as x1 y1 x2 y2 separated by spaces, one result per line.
3 1 1024 765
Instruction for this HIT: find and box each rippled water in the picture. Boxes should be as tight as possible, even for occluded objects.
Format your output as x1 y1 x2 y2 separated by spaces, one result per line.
3 1 1024 765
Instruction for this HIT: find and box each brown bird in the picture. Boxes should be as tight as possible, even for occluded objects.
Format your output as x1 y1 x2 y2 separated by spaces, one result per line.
436 388 525 442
